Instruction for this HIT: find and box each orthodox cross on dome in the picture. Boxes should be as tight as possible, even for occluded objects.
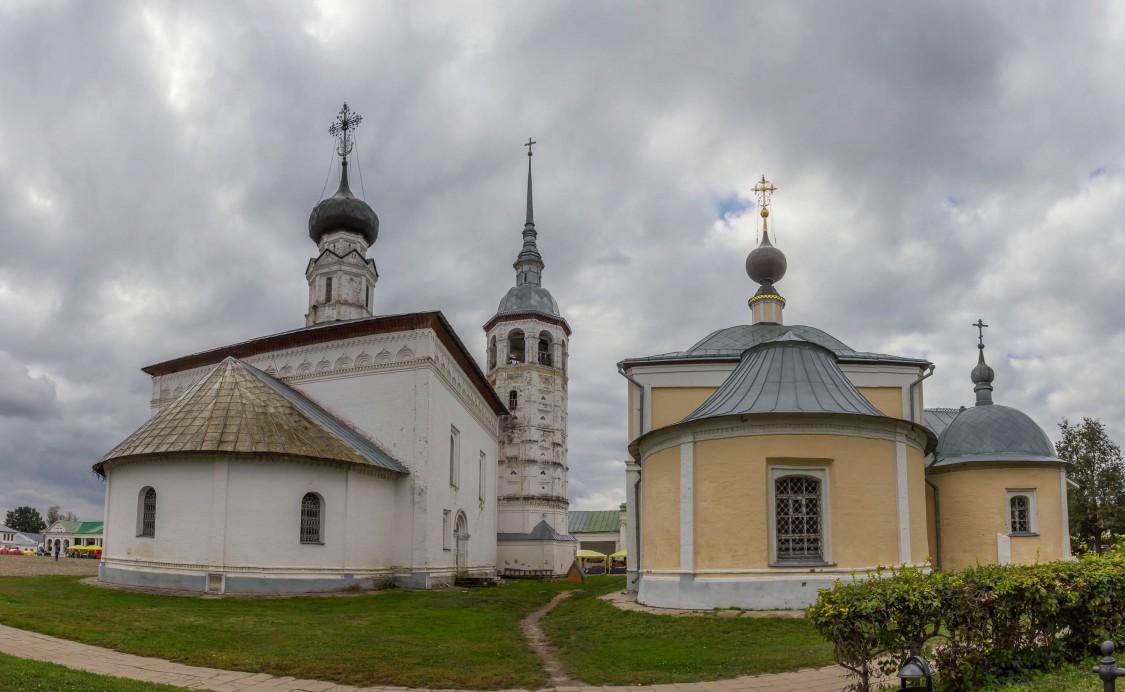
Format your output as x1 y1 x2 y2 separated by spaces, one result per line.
973 318 989 348
752 174 778 210
329 103 363 163
752 174 778 235
525 137 536 157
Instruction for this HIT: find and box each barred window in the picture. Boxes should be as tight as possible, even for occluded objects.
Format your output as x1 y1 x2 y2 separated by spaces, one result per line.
1010 495 1030 533
775 476 822 560
325 277 333 302
140 487 156 537
508 390 518 410
301 493 322 544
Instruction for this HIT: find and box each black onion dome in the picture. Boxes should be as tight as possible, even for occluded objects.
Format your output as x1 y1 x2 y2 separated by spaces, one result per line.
745 230 787 285
308 165 379 245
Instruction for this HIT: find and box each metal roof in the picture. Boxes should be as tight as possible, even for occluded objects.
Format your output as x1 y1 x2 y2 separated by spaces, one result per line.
621 323 930 367
683 335 887 421
495 284 561 318
923 407 962 438
932 404 1062 469
568 510 621 534
497 519 576 542
53 520 103 535
96 357 407 475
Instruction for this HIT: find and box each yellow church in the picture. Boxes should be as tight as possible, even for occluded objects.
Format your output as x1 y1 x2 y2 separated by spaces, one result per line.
618 177 1071 610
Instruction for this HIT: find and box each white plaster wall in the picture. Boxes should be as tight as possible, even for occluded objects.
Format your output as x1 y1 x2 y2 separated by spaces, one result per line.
103 455 396 570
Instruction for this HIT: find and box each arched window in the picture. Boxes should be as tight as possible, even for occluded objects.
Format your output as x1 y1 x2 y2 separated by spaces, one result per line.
509 390 518 411
774 476 822 561
138 487 156 537
507 329 525 363
1010 495 1030 534
300 493 322 544
488 337 497 371
537 331 553 367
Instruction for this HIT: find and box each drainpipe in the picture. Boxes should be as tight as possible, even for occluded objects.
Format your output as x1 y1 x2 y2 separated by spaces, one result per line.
925 477 942 570
619 364 645 592
617 364 645 438
908 364 935 424
910 364 940 569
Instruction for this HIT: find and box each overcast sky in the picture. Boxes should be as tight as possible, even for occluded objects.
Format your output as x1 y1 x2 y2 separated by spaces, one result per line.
2 1 1124 522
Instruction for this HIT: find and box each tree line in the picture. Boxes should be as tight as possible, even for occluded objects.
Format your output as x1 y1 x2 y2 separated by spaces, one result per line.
2 505 79 534
1060 417 1125 553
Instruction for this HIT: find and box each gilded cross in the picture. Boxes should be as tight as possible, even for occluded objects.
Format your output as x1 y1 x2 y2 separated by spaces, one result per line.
525 137 536 157
752 174 778 210
973 319 989 347
329 103 363 160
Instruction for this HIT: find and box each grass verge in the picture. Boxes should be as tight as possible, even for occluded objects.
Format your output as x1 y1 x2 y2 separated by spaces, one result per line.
0 576 574 689
0 651 182 691
978 662 1102 691
541 578 835 685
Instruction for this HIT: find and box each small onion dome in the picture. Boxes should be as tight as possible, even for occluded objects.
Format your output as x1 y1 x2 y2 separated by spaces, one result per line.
971 347 995 386
308 164 379 245
745 229 787 285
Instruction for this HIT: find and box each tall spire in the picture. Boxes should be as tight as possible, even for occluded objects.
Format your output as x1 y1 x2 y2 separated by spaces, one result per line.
970 318 995 406
514 138 544 286
525 137 535 227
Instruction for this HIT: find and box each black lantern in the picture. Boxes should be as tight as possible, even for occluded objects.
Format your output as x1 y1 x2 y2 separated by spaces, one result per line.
897 655 935 690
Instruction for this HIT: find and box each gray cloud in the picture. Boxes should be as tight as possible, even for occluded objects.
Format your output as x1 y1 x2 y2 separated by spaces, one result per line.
1 1 1124 517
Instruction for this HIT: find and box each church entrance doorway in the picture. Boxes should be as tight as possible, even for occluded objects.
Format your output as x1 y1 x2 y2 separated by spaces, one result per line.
454 512 469 573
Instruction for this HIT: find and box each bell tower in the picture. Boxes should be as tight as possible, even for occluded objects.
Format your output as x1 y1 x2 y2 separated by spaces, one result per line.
484 139 576 575
305 103 380 326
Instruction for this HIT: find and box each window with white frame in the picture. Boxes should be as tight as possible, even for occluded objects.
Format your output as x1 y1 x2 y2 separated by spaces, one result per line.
300 493 323 543
138 487 157 537
443 509 451 550
449 426 460 488
768 467 831 564
1006 489 1038 535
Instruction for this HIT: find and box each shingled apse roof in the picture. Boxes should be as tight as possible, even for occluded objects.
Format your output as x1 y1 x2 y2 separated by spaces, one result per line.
95 357 406 475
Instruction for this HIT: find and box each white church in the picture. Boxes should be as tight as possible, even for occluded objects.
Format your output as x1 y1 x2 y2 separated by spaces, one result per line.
94 106 575 594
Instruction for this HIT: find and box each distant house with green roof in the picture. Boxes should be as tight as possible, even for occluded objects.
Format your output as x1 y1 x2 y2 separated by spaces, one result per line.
43 519 103 553
567 505 626 555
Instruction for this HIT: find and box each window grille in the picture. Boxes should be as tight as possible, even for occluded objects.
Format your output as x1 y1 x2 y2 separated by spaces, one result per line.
1010 495 1030 533
509 390 518 410
325 277 333 302
141 488 157 537
301 493 322 543
775 476 822 560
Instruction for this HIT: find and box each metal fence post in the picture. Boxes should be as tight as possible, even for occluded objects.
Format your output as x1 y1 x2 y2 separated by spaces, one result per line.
1093 641 1125 691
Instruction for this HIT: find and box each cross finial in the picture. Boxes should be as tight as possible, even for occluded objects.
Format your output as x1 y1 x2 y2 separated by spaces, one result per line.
525 137 536 157
973 319 989 348
329 103 363 162
752 174 778 214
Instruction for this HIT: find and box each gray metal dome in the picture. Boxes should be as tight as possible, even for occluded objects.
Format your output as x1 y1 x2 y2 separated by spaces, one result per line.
745 230 787 285
933 404 1061 468
496 284 560 318
308 164 379 245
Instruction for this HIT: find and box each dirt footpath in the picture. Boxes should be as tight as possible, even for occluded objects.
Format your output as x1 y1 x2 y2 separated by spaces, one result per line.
0 555 100 577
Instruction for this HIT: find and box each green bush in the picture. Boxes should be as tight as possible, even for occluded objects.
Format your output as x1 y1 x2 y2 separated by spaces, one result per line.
806 549 1125 691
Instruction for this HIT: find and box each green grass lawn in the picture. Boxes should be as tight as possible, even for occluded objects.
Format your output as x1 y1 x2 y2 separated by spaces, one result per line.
0 575 836 688
541 578 835 685
0 576 569 689
0 651 182 691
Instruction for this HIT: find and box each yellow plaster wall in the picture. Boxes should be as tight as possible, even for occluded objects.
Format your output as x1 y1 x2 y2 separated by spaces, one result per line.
650 387 717 430
856 386 904 418
641 446 680 569
931 466 1065 570
691 433 905 570
925 483 937 563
